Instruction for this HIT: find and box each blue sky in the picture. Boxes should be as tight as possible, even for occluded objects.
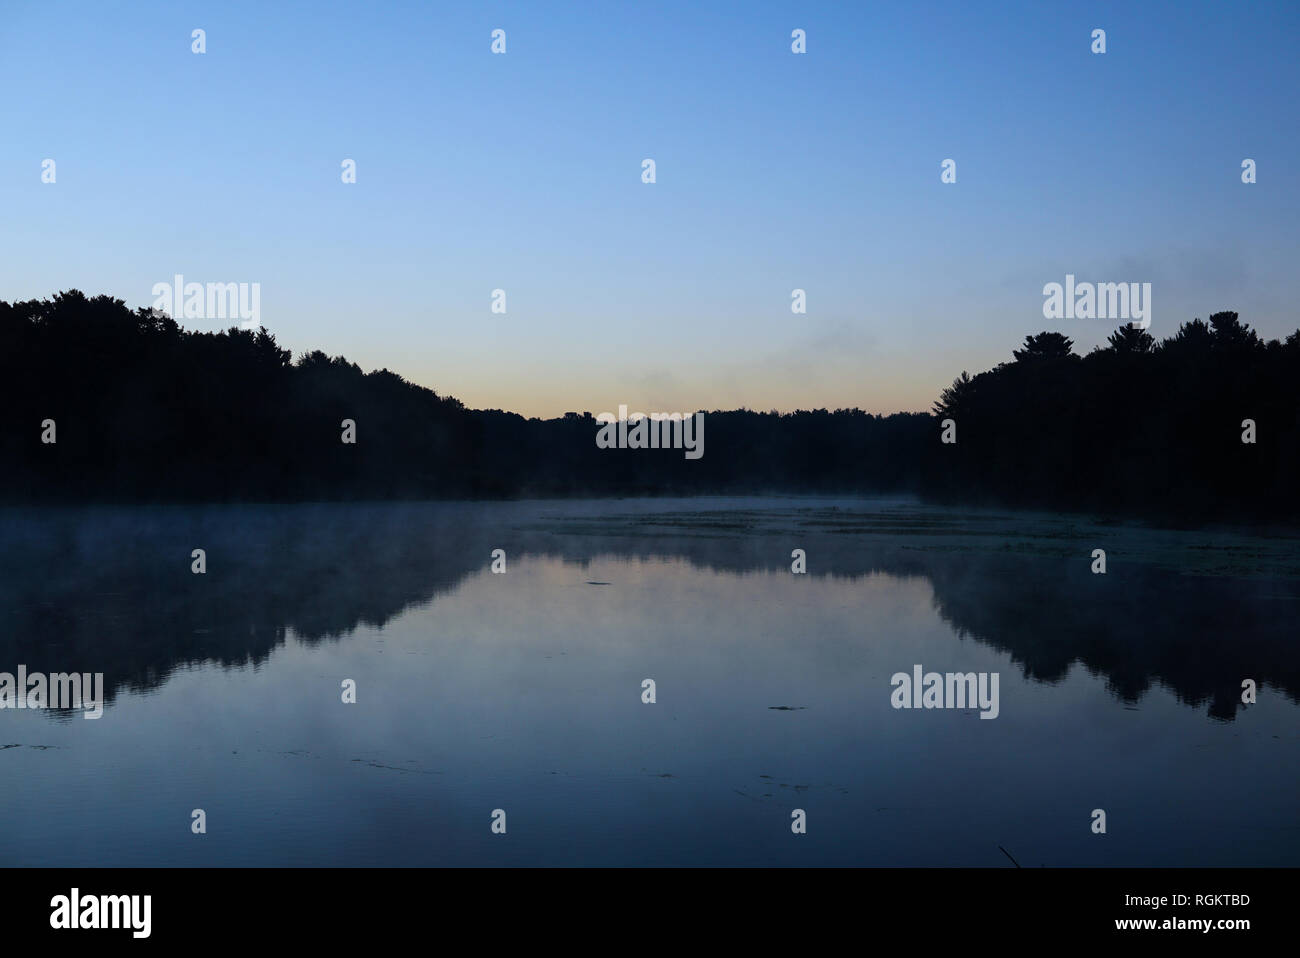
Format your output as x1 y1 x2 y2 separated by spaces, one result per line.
2 0 1296 416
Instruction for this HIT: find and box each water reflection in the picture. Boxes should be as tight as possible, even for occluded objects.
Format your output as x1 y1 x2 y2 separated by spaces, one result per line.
1 500 1296 866
1 500 1295 721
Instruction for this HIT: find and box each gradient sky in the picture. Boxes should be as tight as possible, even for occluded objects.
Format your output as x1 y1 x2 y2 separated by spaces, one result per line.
2 0 1297 417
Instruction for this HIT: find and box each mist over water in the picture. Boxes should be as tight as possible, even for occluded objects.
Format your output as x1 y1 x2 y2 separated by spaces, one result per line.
1 498 1296 866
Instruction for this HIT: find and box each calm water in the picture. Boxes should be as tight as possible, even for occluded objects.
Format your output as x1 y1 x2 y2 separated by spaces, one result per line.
0 498 1296 866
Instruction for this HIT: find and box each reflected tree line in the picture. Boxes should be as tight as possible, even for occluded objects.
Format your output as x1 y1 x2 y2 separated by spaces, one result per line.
2 504 1293 721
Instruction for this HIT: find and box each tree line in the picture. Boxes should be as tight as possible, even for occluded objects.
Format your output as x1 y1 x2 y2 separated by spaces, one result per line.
1 291 1294 522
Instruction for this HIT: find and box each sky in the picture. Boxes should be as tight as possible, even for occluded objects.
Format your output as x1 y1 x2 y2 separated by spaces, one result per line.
1 0 1297 418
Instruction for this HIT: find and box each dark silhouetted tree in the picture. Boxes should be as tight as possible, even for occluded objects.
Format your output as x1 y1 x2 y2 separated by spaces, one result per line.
1012 331 1075 362
932 371 975 417
1105 324 1155 353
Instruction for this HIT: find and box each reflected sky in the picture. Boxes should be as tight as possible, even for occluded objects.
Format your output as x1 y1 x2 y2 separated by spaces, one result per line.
0 498 1296 865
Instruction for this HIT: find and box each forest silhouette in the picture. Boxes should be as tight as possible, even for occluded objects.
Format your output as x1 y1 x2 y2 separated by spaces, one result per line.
2 290 1295 521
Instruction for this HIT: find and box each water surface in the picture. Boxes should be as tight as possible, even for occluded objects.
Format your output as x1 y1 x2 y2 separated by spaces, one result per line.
1 498 1296 866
